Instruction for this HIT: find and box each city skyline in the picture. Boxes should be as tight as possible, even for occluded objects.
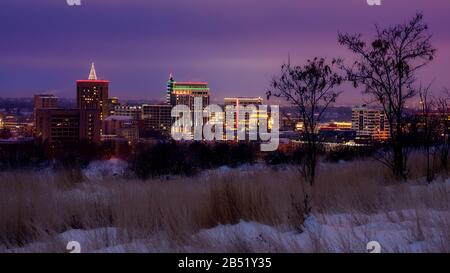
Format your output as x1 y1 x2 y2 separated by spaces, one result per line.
1 0 450 105
2 2 450 256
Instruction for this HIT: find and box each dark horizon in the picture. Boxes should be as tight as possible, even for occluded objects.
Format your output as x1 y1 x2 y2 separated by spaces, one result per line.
1 0 449 106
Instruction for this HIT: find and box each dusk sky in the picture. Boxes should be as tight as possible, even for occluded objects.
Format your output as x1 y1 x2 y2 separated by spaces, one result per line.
0 0 449 105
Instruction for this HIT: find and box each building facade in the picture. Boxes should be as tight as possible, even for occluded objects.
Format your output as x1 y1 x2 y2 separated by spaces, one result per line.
352 105 390 142
34 94 58 132
167 74 210 109
224 97 264 140
76 63 109 144
34 94 58 110
102 115 139 143
35 108 80 145
166 74 210 137
142 104 172 134
114 105 143 121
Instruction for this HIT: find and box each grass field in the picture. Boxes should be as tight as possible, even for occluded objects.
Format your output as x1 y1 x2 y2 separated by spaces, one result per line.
1 155 449 253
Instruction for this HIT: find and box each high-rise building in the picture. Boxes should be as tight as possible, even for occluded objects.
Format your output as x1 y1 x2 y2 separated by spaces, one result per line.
77 63 109 118
352 105 390 142
166 74 210 138
167 74 210 109
77 63 108 144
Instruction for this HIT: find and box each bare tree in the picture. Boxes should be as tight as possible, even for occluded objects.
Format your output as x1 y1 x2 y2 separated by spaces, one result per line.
338 13 436 179
436 89 450 172
268 57 343 214
418 82 438 183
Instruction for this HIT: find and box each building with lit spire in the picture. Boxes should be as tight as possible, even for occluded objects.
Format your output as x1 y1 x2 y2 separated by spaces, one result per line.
76 63 109 144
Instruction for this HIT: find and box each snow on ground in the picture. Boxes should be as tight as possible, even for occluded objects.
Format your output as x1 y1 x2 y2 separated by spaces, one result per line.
83 158 128 180
190 210 450 253
1 166 449 253
4 207 448 253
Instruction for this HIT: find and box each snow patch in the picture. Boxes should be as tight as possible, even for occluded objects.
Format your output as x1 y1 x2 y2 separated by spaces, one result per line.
83 158 128 180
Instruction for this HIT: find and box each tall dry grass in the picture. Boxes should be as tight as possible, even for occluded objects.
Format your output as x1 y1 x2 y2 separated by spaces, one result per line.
0 153 449 252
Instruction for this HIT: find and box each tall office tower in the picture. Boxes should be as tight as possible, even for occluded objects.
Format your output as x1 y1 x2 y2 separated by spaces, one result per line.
224 97 264 139
167 74 210 109
34 94 58 135
77 63 109 118
166 74 210 138
76 63 109 144
352 105 390 142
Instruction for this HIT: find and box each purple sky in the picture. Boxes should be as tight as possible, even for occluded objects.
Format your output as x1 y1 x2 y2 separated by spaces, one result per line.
0 0 449 105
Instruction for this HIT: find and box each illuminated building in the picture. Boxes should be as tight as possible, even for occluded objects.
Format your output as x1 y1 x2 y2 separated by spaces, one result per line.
167 74 210 109
319 122 353 131
77 63 109 118
142 104 172 134
77 63 108 144
167 74 210 137
224 97 264 140
414 110 450 140
318 122 356 143
2 114 34 138
352 105 390 142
